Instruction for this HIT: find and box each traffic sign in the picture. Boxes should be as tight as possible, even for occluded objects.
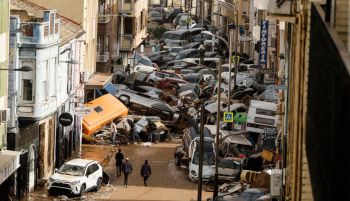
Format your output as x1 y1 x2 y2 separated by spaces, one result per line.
223 112 234 123
74 107 92 115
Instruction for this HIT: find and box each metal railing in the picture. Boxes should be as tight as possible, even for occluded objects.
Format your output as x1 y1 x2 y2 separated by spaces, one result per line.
98 15 111 23
119 34 134 50
118 0 135 13
96 51 110 62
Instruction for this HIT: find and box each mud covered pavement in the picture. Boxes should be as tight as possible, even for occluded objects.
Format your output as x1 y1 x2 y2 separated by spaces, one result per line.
29 141 211 201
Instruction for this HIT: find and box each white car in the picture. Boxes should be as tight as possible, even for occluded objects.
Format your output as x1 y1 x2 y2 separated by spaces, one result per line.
47 159 103 196
132 65 157 73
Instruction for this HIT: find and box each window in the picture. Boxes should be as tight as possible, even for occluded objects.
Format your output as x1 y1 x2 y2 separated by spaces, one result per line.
256 108 275 116
23 79 33 101
124 18 133 35
254 117 275 125
94 106 103 113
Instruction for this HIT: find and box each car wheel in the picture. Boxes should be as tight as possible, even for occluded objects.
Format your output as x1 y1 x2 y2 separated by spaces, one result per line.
48 189 54 196
79 184 86 196
95 177 102 191
119 95 130 105
174 155 181 166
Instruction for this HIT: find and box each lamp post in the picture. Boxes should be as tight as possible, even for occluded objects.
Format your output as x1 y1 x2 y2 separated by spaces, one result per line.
218 0 239 107
214 57 222 199
218 0 239 117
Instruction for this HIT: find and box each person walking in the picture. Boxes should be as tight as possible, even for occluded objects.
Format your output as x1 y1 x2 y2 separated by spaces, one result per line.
122 158 133 187
125 64 131 75
110 121 117 145
115 149 124 177
141 160 152 186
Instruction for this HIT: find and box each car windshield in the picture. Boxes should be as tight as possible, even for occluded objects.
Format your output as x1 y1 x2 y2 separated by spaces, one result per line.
139 57 153 66
58 164 85 176
170 48 183 53
193 151 215 165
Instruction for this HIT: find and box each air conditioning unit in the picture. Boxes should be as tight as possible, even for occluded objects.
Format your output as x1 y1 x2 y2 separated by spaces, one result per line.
0 109 10 123
80 71 88 83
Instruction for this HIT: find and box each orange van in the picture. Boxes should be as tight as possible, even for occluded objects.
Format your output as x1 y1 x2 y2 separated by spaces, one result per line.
82 94 128 135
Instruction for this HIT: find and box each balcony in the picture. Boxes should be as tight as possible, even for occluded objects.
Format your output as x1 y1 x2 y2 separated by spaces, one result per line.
118 0 135 14
119 34 134 51
98 15 111 24
96 51 110 63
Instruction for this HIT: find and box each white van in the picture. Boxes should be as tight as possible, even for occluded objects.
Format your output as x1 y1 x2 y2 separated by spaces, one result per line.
246 100 278 134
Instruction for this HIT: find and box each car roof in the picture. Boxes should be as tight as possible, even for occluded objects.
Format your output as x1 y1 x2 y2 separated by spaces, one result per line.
66 159 96 167
178 48 198 54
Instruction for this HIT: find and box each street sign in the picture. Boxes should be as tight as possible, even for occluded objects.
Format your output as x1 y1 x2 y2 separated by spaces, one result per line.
74 107 92 115
259 20 269 65
223 112 234 123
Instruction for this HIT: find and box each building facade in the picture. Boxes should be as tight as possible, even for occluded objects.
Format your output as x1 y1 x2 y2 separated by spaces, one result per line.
0 0 21 200
28 0 99 79
96 0 119 73
118 0 148 66
8 1 86 198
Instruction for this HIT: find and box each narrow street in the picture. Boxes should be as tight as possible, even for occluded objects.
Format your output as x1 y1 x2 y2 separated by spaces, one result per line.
29 141 211 201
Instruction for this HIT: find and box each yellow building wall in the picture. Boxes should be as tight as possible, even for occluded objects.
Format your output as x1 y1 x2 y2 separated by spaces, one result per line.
0 0 9 149
133 0 148 49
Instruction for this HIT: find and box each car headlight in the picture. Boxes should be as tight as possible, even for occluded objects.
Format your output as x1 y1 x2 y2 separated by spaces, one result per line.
48 178 54 183
191 170 197 176
71 180 80 185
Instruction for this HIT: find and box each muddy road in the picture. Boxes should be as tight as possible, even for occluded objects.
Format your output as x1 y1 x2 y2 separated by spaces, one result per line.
29 141 212 201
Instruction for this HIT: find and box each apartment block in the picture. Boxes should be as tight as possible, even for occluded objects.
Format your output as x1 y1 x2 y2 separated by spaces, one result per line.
118 0 148 65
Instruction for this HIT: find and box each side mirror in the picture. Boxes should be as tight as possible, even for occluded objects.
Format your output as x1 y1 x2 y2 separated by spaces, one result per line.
54 168 58 173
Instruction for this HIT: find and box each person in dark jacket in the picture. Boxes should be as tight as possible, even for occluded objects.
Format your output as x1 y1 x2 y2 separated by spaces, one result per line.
122 158 133 187
115 149 124 177
140 159 152 186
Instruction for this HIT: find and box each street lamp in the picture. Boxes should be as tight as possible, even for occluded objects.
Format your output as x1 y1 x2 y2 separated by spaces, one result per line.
0 66 33 72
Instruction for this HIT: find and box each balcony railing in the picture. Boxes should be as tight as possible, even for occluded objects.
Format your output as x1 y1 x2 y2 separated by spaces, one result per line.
98 15 111 24
96 51 110 62
118 0 135 13
111 43 120 59
119 34 134 50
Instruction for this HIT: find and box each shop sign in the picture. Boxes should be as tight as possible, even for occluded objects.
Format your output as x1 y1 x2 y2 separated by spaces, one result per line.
259 20 269 65
58 113 73 126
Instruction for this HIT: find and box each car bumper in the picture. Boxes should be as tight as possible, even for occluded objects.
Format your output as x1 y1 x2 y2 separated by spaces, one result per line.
48 182 81 195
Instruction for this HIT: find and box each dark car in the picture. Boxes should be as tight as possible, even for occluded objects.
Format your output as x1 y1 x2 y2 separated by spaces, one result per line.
160 29 192 43
123 72 152 89
183 42 201 50
156 77 189 90
175 49 200 60
166 9 182 22
182 73 205 85
149 11 163 23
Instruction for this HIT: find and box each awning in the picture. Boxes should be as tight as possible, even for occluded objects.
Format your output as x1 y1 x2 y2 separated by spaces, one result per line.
85 73 113 89
0 150 21 184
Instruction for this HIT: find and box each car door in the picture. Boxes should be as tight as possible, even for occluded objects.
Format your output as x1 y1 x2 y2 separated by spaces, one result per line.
90 164 100 186
85 165 94 189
